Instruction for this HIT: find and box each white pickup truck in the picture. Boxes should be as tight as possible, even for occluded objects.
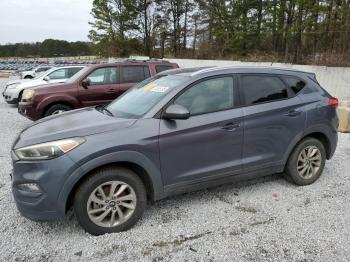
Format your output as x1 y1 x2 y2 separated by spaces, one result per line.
19 65 53 79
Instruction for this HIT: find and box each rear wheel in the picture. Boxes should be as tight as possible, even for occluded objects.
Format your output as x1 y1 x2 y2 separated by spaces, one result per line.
24 75 33 79
74 167 147 235
44 104 72 117
285 137 326 185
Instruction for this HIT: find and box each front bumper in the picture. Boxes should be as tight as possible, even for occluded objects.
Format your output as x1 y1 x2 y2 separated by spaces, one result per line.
11 153 79 221
2 88 19 104
18 102 39 121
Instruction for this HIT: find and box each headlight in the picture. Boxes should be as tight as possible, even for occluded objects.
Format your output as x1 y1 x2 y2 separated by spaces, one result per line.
14 138 85 160
6 83 20 89
21 89 35 101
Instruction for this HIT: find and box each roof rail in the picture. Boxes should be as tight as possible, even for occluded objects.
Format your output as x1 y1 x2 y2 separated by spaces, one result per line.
124 58 171 63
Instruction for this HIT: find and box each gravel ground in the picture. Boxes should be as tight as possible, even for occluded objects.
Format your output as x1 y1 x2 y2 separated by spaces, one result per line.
0 77 349 262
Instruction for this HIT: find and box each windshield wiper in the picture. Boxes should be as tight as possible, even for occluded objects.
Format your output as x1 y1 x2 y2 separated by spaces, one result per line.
102 106 114 116
96 105 114 116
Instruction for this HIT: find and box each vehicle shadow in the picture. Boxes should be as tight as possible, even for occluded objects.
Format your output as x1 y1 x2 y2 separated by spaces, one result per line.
29 172 293 236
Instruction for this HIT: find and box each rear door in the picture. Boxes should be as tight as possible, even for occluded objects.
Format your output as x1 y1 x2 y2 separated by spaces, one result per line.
78 66 119 106
118 65 151 95
239 74 306 172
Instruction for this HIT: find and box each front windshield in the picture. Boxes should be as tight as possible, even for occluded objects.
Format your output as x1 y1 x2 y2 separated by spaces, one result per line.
106 75 189 118
66 66 90 83
33 71 47 79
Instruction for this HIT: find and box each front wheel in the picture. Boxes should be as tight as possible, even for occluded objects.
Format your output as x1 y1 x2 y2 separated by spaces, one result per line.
44 104 72 117
285 137 326 186
74 167 147 235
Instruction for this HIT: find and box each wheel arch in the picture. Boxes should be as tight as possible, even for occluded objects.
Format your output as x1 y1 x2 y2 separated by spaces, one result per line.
65 162 155 213
42 101 74 117
58 151 164 215
302 132 332 159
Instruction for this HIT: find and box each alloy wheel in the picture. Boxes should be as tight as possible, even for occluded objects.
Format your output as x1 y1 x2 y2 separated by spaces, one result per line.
297 145 322 179
87 181 137 228
51 109 66 115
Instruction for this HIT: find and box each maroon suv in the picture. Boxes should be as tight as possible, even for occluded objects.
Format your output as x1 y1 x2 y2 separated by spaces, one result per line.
18 61 179 120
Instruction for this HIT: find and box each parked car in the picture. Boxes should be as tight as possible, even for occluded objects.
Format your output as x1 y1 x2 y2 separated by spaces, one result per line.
11 66 338 235
2 66 85 104
18 60 179 120
19 65 53 79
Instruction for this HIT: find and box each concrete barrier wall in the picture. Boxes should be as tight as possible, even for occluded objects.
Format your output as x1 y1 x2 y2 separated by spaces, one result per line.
168 59 350 100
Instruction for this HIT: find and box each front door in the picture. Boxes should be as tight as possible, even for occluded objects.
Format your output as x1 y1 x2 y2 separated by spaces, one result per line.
47 68 69 84
78 66 119 107
159 76 244 186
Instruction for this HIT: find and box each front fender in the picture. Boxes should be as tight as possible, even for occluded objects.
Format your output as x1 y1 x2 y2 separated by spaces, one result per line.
37 94 80 113
56 150 164 216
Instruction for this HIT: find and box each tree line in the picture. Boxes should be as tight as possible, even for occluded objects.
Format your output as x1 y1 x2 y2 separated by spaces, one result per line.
89 0 350 65
0 39 94 58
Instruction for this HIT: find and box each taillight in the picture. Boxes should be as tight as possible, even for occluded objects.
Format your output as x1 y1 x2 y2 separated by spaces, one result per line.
328 97 339 108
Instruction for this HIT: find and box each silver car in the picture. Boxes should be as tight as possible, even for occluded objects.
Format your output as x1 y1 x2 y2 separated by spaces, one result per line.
2 65 85 104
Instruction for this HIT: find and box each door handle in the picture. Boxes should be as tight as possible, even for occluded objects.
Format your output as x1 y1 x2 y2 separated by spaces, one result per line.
221 122 240 131
285 110 302 117
106 89 117 93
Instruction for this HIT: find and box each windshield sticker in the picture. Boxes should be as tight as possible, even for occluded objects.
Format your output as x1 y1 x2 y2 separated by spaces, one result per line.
144 83 156 92
143 83 169 93
150 86 169 93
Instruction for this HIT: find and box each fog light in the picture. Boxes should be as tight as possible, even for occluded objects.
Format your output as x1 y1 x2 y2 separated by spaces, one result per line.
17 183 41 193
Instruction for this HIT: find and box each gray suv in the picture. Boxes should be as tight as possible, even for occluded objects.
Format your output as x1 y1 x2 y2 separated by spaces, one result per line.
11 67 338 235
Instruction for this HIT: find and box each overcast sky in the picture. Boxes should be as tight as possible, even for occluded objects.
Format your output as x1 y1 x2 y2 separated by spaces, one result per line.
0 0 93 44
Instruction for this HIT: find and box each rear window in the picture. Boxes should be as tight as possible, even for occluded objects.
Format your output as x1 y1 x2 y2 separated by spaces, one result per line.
68 67 84 78
36 67 51 73
155 65 174 73
282 76 306 94
241 75 289 105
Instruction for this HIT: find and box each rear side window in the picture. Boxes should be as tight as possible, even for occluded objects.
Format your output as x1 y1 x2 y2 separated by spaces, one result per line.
36 67 51 73
68 67 84 78
241 75 289 105
155 65 174 73
282 76 306 94
121 66 149 83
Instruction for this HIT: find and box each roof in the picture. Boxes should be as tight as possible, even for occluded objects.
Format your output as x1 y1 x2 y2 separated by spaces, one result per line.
162 66 315 77
88 60 178 69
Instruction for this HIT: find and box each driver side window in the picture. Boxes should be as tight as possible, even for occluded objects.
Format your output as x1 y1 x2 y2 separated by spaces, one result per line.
48 68 68 80
87 67 119 85
175 77 235 115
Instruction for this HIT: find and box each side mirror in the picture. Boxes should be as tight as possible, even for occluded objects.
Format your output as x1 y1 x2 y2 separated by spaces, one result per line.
81 78 91 89
162 104 190 120
43 76 50 81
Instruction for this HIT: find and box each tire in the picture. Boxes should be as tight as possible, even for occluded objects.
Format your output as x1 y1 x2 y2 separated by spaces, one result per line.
44 104 72 117
285 137 326 186
24 75 33 79
18 91 23 104
74 167 147 235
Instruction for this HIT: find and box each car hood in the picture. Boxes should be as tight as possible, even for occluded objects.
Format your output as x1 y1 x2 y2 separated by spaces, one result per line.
13 107 137 149
6 79 30 86
29 82 66 91
16 79 46 89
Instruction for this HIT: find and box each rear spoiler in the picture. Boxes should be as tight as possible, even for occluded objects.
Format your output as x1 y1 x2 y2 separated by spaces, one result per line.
306 72 333 97
305 72 319 85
